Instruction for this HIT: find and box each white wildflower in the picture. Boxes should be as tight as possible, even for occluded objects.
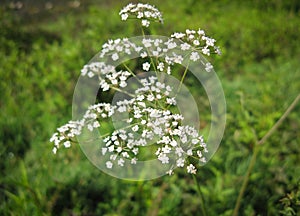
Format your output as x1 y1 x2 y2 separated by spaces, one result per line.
142 62 151 71
111 53 119 61
205 62 213 72
177 158 185 167
132 125 139 132
119 3 163 27
142 19 150 27
106 161 113 169
190 52 200 61
187 164 197 174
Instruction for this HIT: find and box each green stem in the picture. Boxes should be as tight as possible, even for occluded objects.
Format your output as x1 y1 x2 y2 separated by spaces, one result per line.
111 86 135 97
232 146 258 216
122 62 137 78
192 174 207 216
232 93 300 216
141 26 158 74
177 60 190 94
257 93 300 145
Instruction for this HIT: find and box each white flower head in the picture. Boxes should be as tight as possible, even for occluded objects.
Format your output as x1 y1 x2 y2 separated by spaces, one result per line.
142 62 151 71
187 164 197 174
171 28 221 56
51 3 219 177
106 161 113 169
121 13 128 20
132 125 139 132
119 3 163 27
205 62 213 72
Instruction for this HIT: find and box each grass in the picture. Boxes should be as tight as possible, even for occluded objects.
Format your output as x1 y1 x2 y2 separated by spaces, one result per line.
0 0 299 215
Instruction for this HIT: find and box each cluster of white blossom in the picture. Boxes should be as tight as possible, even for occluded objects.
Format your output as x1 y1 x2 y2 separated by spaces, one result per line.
51 76 207 174
51 103 114 154
50 120 84 154
119 3 163 27
99 38 143 58
171 28 221 56
81 61 131 91
51 3 222 176
82 37 216 83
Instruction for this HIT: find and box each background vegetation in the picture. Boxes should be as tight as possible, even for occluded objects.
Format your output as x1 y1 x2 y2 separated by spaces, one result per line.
0 0 299 215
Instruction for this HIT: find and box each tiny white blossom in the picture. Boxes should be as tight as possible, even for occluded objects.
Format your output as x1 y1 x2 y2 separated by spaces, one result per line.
132 125 139 132
193 40 200 46
190 52 200 61
131 157 137 164
132 148 139 155
187 164 197 174
87 124 93 131
106 161 113 169
93 121 100 128
143 62 151 71
177 158 185 167
158 153 169 164
64 141 71 148
102 147 107 155
170 139 177 147
137 11 143 18
205 62 213 72
140 51 148 58
147 94 155 101
197 29 205 35
166 97 176 105
166 169 173 175
111 53 119 61
121 13 128 20
197 150 202 158
142 39 152 47
180 43 190 50
108 145 114 152
202 47 210 56
167 66 171 74
118 158 125 166
141 19 150 27
157 62 164 71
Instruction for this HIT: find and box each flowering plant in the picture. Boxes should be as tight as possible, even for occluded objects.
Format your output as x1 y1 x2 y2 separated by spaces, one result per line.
50 3 222 178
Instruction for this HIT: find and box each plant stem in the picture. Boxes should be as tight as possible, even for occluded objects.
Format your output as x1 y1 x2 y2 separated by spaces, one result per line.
232 93 300 216
177 60 190 94
257 93 300 145
192 174 207 216
232 146 258 216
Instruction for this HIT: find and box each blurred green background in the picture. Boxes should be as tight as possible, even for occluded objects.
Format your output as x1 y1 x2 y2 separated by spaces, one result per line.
0 0 299 215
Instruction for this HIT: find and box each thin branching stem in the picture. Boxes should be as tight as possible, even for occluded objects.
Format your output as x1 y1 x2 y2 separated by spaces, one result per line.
192 174 207 216
233 93 300 216
176 60 190 95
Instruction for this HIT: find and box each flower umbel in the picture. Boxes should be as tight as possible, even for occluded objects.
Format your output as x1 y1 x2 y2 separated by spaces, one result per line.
171 28 221 56
51 2 222 177
119 3 163 27
51 76 207 175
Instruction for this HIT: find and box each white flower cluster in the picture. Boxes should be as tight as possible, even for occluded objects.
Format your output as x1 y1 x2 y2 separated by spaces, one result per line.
51 3 222 176
81 33 218 91
51 77 207 174
81 61 131 91
99 38 143 58
50 103 114 154
119 3 163 27
171 28 221 56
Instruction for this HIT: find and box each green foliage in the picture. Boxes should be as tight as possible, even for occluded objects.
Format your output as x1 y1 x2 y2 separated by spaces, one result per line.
280 182 300 215
0 0 299 215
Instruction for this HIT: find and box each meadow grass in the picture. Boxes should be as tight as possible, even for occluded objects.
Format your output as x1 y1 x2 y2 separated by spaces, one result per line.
1 0 299 215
